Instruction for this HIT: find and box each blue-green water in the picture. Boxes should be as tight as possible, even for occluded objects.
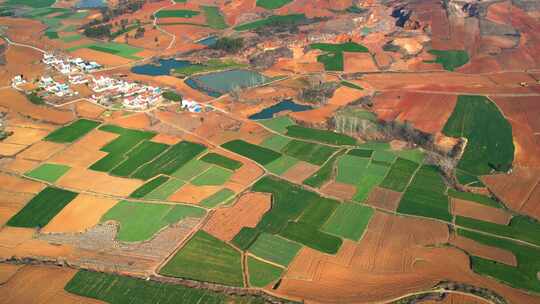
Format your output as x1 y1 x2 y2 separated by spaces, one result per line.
249 100 313 120
186 69 270 97
75 0 106 8
131 59 192 76
197 36 217 46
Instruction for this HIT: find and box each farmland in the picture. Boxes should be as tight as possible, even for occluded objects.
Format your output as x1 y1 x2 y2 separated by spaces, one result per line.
25 163 71 183
44 119 100 143
282 140 337 166
160 231 244 287
130 175 170 198
322 203 373 241
155 10 200 18
256 0 292 9
201 153 242 170
380 158 419 192
67 43 143 60
285 125 357 145
247 257 283 287
426 50 470 71
310 42 369 71
234 14 306 31
303 149 346 187
248 233 302 266
222 140 281 165
201 6 227 29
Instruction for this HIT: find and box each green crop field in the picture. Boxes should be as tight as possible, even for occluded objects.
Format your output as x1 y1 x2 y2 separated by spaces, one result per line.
265 155 299 175
101 201 205 242
380 158 419 192
7 187 78 228
160 230 244 287
61 34 82 43
174 59 246 77
110 141 169 177
234 14 306 31
200 153 242 170
201 6 227 29
132 141 207 180
298 197 338 229
233 227 260 250
260 116 296 134
397 165 452 222
443 95 514 175
45 30 59 39
393 148 425 164
260 135 291 151
5 0 55 8
310 42 369 71
155 9 200 18
25 163 70 183
447 189 502 208
285 125 357 145
130 176 170 198
352 162 389 202
282 140 338 166
347 148 373 158
256 0 292 9
336 154 370 184
171 158 211 181
372 150 396 164
456 215 540 247
247 256 283 287
65 270 258 304
323 203 373 241
191 166 233 186
200 188 235 208
458 229 540 293
340 80 363 90
68 42 143 60
248 233 302 266
426 49 469 71
222 140 281 165
456 169 484 187
303 149 346 188
144 178 185 200
280 222 342 254
44 119 100 143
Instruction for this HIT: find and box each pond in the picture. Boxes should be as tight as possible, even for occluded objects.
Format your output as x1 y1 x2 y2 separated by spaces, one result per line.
197 36 217 46
186 69 270 97
75 0 106 8
131 59 192 76
249 100 313 120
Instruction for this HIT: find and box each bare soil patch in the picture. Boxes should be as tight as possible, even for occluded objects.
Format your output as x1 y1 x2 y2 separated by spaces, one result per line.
50 129 118 168
0 264 23 284
365 187 402 211
0 157 40 174
451 198 511 225
0 89 73 125
56 167 143 197
17 141 67 162
282 161 320 184
321 181 356 200
151 134 182 145
343 52 379 72
108 112 151 129
450 234 517 267
0 190 34 227
169 184 222 204
70 48 133 67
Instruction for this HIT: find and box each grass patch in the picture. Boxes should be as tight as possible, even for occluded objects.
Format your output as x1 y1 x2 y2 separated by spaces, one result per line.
425 49 469 71
310 42 369 71
171 158 211 181
200 153 242 171
61 34 82 43
447 189 502 208
5 0 54 8
155 9 200 18
247 257 283 287
25 163 70 183
162 91 182 101
323 203 373 241
200 188 235 208
340 80 363 90
380 158 419 192
256 0 292 9
101 201 205 242
260 135 291 151
282 140 338 166
372 150 396 164
443 95 514 175
260 116 296 134
67 42 143 60
222 139 282 165
191 166 233 186
248 233 301 267
144 178 185 200
280 222 342 254
130 176 170 198
285 125 357 146
7 187 77 228
335 154 370 185
303 149 346 188
347 148 372 158
160 230 244 287
265 155 299 175
110 141 169 177
234 14 306 31
174 59 246 77
44 119 100 143
201 6 227 29
352 162 389 202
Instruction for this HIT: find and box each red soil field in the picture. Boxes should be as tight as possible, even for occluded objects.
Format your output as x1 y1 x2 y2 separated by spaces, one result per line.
203 192 271 242
107 112 151 129
0 44 45 86
17 141 66 162
320 181 356 200
422 293 490 304
169 184 223 205
0 190 34 227
0 264 22 284
289 105 339 126
281 161 320 184
365 186 402 211
450 234 517 267
451 198 511 225
70 48 133 67
56 167 143 197
343 52 378 72
50 129 118 168
151 134 182 145
0 89 74 125
71 101 105 119
0 157 40 175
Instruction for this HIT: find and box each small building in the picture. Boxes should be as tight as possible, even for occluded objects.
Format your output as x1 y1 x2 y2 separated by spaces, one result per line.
181 99 202 113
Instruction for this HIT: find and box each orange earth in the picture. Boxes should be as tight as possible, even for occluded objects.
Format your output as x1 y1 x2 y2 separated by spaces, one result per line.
451 198 512 225
450 235 517 267
0 89 73 125
320 181 357 200
169 184 223 204
364 187 402 211
281 161 320 184
56 167 143 197
17 141 67 162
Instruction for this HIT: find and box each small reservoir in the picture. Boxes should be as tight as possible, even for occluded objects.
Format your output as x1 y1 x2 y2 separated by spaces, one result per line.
131 59 192 76
75 0 106 8
249 100 313 120
186 69 270 97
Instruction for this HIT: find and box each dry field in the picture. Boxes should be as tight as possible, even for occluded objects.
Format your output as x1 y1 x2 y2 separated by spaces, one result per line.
0 89 73 125
50 129 118 168
364 186 402 211
281 161 320 184
169 184 223 204
450 198 511 225
56 167 143 197
449 234 517 267
320 181 356 200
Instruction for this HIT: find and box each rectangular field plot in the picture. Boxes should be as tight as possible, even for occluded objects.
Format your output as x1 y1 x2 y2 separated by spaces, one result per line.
221 139 281 165
110 141 169 177
65 270 249 303
353 163 389 202
160 230 244 287
200 188 235 208
25 163 70 183
248 233 302 267
100 201 205 242
372 150 396 165
260 134 291 151
144 178 185 200
336 154 370 184
132 141 207 180
303 149 346 188
191 166 233 186
285 125 357 146
200 152 242 171
44 119 100 143
282 140 338 166
155 9 200 18
265 155 299 175
129 175 169 198
393 148 425 164
259 116 296 134
202 6 227 29
247 256 284 288
447 189 502 208
67 42 143 60
256 0 292 9
171 158 211 181
347 148 373 158
298 197 338 229
397 165 452 222
323 203 373 241
7 187 78 228
280 222 342 254
380 158 419 192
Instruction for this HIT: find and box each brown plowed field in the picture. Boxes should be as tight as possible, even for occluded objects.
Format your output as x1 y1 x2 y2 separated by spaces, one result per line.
282 161 320 184
289 105 339 126
0 89 73 124
169 184 222 204
365 187 402 211
0 143 25 157
56 168 142 197
0 157 40 174
3 126 50 146
327 86 369 107
0 43 45 86
70 48 133 67
203 192 271 242
50 129 118 168
320 181 356 200
41 194 118 234
0 265 105 304
0 172 45 194
343 52 378 73
450 234 517 266
151 134 182 145
107 112 151 129
72 101 105 119
17 141 66 162
0 264 22 284
451 198 511 225
0 190 33 227
422 293 489 304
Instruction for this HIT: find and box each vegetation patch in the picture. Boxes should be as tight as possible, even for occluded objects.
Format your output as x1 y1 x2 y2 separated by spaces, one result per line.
425 50 469 71
285 125 357 145
162 91 182 102
282 140 338 166
111 141 169 177
155 9 200 18
247 256 284 287
353 162 389 202
130 175 169 199
101 201 205 242
260 135 292 151
5 0 55 8
372 150 396 164
447 189 502 208
234 14 306 31
200 188 235 208
160 230 244 287
256 0 293 9
336 154 370 185
191 166 233 186
340 80 363 90
310 42 369 71
303 149 346 188
347 148 372 158
260 116 296 134
200 153 243 171
265 155 299 175
201 6 227 29
68 42 143 60
323 203 373 241
171 159 211 181
222 140 282 165
280 222 342 254
61 34 82 43
380 158 419 192
443 95 514 175
174 59 246 77
45 119 100 143
248 232 302 267
144 178 185 201
25 163 71 183
7 187 78 228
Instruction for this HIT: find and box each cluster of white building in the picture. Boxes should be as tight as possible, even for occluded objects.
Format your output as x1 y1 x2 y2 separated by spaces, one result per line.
90 76 163 110
39 76 77 97
42 53 101 75
181 99 202 113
